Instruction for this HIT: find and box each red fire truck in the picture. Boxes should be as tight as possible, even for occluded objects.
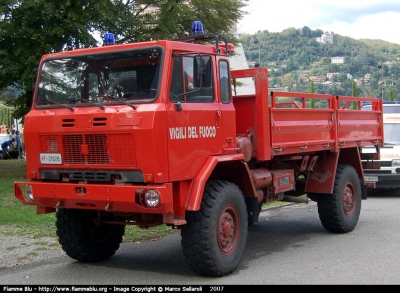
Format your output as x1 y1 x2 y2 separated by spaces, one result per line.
14 21 383 277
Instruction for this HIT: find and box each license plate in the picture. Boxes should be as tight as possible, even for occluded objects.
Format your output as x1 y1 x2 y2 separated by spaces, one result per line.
364 176 378 182
40 153 62 164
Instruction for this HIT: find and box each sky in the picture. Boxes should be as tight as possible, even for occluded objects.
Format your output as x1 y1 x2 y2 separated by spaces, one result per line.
237 0 400 45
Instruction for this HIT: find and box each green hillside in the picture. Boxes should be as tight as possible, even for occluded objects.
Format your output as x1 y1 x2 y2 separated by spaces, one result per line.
239 27 400 99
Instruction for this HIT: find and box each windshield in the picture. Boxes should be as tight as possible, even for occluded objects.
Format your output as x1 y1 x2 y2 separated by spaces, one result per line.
35 47 162 108
384 123 400 145
362 104 400 113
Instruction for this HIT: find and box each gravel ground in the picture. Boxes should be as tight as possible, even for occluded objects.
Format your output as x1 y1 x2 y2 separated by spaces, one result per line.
0 226 65 268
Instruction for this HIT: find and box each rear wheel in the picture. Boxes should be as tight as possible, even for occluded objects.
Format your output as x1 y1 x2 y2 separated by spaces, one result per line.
307 192 320 202
181 180 248 277
317 164 361 233
56 209 125 262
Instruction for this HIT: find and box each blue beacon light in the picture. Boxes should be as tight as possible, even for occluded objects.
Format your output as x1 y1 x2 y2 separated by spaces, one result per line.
191 20 204 35
104 33 115 46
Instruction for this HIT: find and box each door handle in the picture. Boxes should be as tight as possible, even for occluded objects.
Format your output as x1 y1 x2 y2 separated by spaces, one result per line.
216 111 221 128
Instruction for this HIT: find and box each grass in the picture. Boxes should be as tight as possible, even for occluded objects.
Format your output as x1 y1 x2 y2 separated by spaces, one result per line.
0 160 59 238
0 160 291 242
0 160 177 242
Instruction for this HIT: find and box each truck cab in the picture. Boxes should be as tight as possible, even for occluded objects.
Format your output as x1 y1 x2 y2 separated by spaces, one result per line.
19 30 238 213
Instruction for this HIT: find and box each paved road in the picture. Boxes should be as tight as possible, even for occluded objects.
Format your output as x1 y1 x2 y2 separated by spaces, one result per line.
1 195 400 285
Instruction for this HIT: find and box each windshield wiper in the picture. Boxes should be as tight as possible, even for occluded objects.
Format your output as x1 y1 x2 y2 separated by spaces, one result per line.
54 97 105 110
79 99 105 110
97 95 137 109
45 99 74 111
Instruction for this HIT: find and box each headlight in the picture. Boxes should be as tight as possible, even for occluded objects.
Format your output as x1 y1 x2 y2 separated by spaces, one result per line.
27 185 34 201
392 159 400 167
145 190 160 208
135 189 161 208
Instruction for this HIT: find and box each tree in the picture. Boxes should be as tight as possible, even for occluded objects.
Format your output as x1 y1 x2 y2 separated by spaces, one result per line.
352 81 357 109
309 80 315 108
301 26 312 37
0 0 246 120
0 106 14 129
331 84 338 96
388 86 395 101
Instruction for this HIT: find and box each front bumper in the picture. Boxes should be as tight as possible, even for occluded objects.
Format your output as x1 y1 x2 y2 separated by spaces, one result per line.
14 181 174 214
363 171 400 189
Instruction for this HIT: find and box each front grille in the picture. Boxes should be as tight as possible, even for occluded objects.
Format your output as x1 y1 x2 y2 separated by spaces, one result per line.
380 161 392 167
362 160 391 168
41 169 144 183
70 171 108 181
63 135 87 164
40 133 136 166
107 133 136 165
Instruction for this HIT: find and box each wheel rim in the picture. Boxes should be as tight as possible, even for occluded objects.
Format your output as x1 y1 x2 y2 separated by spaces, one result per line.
218 204 240 255
342 182 356 216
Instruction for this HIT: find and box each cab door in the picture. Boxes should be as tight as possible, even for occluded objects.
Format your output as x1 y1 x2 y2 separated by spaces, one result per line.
166 54 224 181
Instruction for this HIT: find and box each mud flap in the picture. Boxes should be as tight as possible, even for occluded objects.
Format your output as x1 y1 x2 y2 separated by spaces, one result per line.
361 184 367 200
245 197 259 224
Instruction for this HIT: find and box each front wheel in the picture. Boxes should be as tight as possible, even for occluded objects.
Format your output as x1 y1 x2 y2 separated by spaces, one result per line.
181 180 248 277
56 209 125 262
317 164 362 233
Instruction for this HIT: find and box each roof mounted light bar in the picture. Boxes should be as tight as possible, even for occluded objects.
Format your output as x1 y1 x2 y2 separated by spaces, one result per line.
104 33 115 46
173 20 231 56
191 20 204 35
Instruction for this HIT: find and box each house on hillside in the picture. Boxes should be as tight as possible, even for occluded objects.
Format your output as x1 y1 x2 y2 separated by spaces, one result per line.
384 60 396 67
363 74 371 85
327 72 340 79
316 32 334 44
331 57 345 64
309 76 326 84
298 74 310 82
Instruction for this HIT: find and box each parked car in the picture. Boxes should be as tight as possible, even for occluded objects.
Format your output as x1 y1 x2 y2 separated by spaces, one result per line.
0 133 10 157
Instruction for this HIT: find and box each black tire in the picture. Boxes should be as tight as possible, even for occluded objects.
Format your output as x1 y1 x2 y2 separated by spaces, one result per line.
307 192 320 202
181 180 248 277
317 164 362 233
56 209 125 262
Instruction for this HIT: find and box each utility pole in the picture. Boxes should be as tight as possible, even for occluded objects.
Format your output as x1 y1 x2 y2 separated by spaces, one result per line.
378 65 385 100
253 38 260 67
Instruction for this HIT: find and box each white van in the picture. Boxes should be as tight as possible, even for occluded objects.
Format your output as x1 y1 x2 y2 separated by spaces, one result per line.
361 102 400 113
362 103 400 191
